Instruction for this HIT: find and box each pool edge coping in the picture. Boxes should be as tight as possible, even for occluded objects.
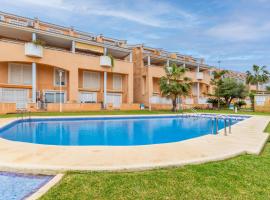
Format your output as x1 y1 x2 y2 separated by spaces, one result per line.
0 114 268 173
26 173 64 200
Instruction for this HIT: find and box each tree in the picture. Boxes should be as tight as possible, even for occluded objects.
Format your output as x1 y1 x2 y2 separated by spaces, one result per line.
216 78 248 107
210 70 228 109
246 65 269 91
160 63 191 112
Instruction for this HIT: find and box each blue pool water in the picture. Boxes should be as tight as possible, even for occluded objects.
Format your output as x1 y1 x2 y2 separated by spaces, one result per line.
0 116 246 146
0 172 52 200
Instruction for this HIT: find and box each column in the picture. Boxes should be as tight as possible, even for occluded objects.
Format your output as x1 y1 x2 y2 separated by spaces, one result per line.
197 63 200 103
197 82 200 104
127 73 133 104
104 71 107 108
146 73 153 107
166 59 170 67
71 40 75 53
32 63 36 103
129 52 133 62
32 32 36 41
147 55 151 66
69 68 79 103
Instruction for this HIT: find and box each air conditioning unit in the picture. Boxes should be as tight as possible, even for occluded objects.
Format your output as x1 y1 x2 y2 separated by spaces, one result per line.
27 21 34 27
0 15 5 21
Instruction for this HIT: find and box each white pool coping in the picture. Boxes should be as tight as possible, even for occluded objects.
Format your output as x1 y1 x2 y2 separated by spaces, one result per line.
26 173 64 200
0 114 268 172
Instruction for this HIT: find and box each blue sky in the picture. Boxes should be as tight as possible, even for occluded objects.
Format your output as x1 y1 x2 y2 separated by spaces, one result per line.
1 0 270 72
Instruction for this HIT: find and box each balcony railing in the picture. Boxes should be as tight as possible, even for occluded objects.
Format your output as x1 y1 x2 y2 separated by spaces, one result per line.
100 56 112 67
150 95 172 104
196 72 204 80
25 42 43 58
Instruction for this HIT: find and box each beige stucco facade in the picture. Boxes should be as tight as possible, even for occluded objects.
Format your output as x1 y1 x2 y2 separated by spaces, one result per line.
0 11 137 112
0 11 264 113
132 46 212 109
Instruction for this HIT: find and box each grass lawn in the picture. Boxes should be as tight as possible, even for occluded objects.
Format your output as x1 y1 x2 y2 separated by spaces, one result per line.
41 123 270 200
1 109 270 118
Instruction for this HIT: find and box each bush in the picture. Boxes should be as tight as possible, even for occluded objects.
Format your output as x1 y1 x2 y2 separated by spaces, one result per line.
234 100 247 108
207 98 226 108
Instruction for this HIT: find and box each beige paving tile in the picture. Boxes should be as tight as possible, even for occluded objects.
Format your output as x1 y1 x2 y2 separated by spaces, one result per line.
0 114 268 172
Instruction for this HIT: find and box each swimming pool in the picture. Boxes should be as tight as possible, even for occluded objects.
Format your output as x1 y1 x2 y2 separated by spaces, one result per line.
0 172 52 200
0 115 247 146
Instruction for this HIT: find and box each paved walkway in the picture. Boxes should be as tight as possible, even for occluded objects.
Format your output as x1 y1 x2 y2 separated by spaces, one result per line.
0 115 268 173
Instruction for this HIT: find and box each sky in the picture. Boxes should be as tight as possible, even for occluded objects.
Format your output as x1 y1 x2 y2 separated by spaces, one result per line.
1 0 270 72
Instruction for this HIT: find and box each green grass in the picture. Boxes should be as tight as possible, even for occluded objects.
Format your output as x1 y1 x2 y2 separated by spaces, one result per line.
1 109 270 119
0 110 178 118
41 124 270 200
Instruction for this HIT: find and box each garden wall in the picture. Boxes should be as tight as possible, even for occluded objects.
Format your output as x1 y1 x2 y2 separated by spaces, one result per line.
254 94 270 112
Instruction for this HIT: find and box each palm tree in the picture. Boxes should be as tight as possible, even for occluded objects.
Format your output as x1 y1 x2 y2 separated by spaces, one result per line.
159 63 191 112
210 69 228 109
246 65 269 91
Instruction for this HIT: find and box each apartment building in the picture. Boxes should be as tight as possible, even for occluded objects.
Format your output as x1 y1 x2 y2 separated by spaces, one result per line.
131 45 212 109
2 11 260 113
0 11 135 112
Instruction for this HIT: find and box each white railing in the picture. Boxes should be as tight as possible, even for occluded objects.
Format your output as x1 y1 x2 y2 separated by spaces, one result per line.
198 97 208 104
150 95 172 104
196 72 204 80
25 42 43 58
184 98 194 105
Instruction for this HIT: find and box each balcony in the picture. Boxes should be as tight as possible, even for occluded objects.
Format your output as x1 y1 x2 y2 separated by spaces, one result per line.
100 56 112 67
25 42 43 58
196 72 204 80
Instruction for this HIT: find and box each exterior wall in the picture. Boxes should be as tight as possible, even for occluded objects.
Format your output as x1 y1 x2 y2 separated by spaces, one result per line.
0 103 16 114
132 47 212 108
47 103 101 112
0 40 134 110
37 64 69 100
254 95 270 112
120 103 140 110
151 104 172 110
78 69 128 103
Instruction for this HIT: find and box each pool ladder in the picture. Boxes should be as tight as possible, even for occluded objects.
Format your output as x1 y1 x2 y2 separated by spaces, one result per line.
211 115 232 135
18 110 31 121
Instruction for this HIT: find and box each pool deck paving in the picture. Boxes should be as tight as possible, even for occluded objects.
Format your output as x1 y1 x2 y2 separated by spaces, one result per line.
0 114 268 173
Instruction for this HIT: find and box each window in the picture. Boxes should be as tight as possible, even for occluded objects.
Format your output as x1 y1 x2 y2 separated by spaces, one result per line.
113 74 122 90
8 63 32 85
44 91 65 103
83 71 100 90
54 68 67 86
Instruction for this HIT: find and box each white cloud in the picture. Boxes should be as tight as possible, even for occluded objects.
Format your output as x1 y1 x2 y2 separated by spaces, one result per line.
206 21 270 42
6 0 198 28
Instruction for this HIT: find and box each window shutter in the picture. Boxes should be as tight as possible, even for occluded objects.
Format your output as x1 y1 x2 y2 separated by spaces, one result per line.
113 75 122 90
9 63 22 84
83 71 100 90
22 65 32 85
